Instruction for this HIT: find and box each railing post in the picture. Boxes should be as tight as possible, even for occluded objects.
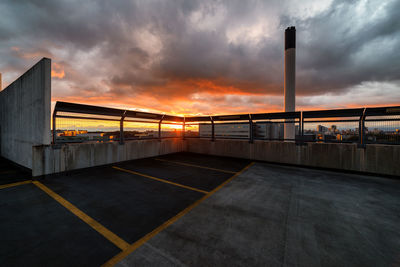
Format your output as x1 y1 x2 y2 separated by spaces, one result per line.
159 115 165 142
358 108 366 148
210 116 215 142
300 111 304 136
249 114 254 143
119 111 126 145
158 121 162 141
182 117 185 140
52 110 57 145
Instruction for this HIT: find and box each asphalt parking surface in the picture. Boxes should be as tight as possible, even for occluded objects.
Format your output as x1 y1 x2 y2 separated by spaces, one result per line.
0 153 250 266
3 152 398 267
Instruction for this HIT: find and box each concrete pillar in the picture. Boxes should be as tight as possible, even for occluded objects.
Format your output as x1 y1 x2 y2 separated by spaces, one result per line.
284 26 296 140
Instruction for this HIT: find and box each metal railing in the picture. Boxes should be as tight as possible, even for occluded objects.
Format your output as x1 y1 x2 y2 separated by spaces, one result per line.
52 101 400 146
52 102 184 144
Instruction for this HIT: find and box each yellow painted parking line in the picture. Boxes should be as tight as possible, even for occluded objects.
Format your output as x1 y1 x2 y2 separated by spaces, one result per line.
32 181 130 251
112 166 209 194
155 158 237 174
103 162 255 267
0 180 31 190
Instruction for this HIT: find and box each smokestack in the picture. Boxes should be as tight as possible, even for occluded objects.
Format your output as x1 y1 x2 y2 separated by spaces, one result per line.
284 26 296 140
0 73 2 90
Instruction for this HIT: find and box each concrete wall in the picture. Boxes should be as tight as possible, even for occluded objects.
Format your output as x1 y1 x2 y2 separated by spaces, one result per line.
32 138 184 177
185 139 400 176
0 58 51 169
32 137 399 177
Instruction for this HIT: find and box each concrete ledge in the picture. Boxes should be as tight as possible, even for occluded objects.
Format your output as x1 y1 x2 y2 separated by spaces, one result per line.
32 138 184 177
185 139 400 176
32 138 399 177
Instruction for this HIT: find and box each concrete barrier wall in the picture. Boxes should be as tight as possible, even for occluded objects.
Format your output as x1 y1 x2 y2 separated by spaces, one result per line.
185 139 400 176
32 138 184 176
32 137 399 176
0 58 51 168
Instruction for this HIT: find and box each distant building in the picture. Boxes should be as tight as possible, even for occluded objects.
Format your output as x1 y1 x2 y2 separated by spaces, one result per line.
329 125 337 133
199 122 285 140
54 130 109 143
317 125 328 133
78 132 104 140
199 123 249 138
255 123 284 140
59 130 88 136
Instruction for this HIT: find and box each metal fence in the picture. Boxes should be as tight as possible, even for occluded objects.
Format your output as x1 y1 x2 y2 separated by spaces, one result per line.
52 102 400 146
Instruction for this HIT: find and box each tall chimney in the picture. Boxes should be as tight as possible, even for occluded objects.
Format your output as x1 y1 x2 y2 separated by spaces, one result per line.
284 26 296 140
0 73 2 90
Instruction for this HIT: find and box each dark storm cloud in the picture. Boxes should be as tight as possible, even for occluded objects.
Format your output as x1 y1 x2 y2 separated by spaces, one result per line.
293 0 400 95
0 0 399 106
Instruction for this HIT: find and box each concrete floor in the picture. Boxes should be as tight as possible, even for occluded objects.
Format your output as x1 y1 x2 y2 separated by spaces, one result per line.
0 153 249 266
1 153 399 266
117 160 400 267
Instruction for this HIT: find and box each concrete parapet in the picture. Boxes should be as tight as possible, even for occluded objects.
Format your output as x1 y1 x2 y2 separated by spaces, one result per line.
32 138 399 177
32 138 184 177
185 139 400 176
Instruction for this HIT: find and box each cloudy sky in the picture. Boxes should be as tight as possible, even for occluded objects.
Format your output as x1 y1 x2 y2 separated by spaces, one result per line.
0 0 399 115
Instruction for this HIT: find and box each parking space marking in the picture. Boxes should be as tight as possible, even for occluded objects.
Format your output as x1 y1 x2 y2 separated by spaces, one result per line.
155 158 237 174
103 162 255 267
0 180 31 190
112 166 209 194
32 181 130 251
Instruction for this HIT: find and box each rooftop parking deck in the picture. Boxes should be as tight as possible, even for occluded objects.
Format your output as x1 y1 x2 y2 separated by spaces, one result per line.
1 152 399 266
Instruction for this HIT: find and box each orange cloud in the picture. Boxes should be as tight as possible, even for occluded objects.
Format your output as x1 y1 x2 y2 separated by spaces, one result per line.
51 63 65 79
